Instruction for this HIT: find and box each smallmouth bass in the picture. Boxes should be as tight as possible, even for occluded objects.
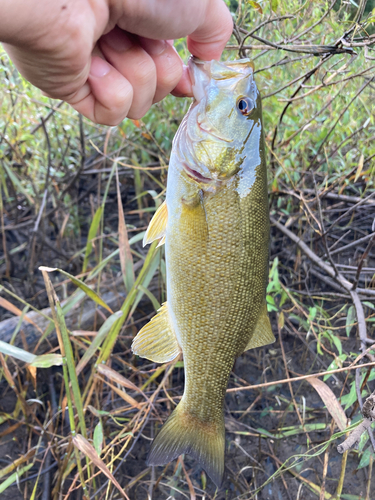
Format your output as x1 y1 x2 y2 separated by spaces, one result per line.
132 57 275 487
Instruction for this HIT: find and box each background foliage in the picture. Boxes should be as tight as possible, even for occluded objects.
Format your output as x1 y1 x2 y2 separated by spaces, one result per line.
1 0 375 498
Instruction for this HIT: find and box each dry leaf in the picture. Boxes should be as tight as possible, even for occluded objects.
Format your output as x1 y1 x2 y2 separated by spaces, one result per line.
354 153 364 182
248 0 263 14
71 330 98 337
96 375 142 409
73 434 129 499
179 456 196 500
97 364 140 393
278 311 284 329
116 166 134 292
61 395 67 424
307 376 347 431
27 365 37 388
0 297 42 332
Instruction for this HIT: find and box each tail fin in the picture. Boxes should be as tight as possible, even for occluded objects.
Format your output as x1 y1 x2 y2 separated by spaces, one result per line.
147 402 225 487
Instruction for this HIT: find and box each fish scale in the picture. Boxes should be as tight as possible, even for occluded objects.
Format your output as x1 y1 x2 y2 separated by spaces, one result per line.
132 57 275 486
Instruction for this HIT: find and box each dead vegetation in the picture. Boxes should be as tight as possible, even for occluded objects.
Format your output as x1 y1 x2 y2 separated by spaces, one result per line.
1 0 375 498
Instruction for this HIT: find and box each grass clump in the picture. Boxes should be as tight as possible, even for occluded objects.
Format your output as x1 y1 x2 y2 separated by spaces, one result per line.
0 0 375 498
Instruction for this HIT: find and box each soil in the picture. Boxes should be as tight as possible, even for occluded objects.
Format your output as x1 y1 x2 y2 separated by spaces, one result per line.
1 173 374 499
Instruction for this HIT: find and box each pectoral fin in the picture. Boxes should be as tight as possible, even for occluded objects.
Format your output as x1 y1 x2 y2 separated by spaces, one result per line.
143 200 167 247
244 303 275 351
131 302 181 363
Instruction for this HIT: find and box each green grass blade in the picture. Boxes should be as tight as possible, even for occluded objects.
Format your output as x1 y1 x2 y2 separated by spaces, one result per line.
2 162 35 205
75 310 123 375
82 205 104 273
129 249 161 318
98 241 159 364
30 353 63 367
93 420 104 456
136 285 161 312
116 166 135 293
55 297 87 436
42 267 113 313
0 463 33 493
0 340 35 364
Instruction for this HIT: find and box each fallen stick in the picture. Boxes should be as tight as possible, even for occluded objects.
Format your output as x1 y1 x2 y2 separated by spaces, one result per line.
0 289 124 348
337 391 375 453
227 361 375 392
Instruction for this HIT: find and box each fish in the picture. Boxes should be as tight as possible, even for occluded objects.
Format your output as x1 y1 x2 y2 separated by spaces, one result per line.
131 56 275 487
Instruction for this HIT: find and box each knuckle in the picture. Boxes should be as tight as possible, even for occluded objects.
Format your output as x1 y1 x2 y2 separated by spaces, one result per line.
131 54 156 88
127 108 148 120
95 88 133 125
94 109 126 126
157 58 183 88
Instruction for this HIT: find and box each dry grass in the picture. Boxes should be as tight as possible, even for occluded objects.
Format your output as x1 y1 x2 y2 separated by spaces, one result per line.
1 1 375 498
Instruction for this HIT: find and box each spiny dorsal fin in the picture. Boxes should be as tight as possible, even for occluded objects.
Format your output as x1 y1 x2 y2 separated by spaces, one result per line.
131 302 181 363
244 302 275 351
143 200 167 247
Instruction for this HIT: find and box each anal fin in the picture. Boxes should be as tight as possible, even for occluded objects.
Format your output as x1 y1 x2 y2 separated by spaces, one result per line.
131 302 181 363
244 302 275 351
143 200 167 247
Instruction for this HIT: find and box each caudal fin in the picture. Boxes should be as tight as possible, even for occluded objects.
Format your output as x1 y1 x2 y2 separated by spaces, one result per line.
147 402 225 487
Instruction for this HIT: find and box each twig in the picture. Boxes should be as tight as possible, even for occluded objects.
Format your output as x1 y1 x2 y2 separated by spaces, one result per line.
350 291 368 352
313 174 340 277
227 360 375 393
60 114 86 196
279 323 311 441
337 389 375 454
337 419 372 453
270 216 352 289
352 222 375 290
309 76 375 168
288 0 338 43
271 217 375 349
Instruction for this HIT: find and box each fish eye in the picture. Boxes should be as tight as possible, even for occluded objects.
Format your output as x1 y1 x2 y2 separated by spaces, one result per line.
236 97 254 116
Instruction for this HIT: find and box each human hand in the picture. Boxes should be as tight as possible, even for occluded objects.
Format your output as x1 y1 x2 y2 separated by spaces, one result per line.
0 0 233 125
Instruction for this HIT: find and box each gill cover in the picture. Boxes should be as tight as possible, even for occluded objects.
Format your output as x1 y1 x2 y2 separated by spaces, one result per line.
176 57 259 186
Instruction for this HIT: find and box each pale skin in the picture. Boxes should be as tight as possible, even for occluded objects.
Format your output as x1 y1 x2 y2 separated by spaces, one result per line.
0 0 233 125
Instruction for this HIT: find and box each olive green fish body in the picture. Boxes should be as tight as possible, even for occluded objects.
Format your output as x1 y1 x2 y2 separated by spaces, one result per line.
132 58 274 486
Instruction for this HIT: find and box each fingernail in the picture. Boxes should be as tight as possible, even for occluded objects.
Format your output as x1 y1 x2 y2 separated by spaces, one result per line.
139 38 168 56
90 57 111 78
102 28 133 52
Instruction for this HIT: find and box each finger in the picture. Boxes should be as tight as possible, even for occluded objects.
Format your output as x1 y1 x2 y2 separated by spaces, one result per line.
115 0 233 60
138 37 183 103
67 56 133 126
171 65 193 98
100 28 157 119
187 0 233 60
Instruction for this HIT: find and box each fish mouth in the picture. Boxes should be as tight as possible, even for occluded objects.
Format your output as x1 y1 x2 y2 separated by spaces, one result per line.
183 164 212 184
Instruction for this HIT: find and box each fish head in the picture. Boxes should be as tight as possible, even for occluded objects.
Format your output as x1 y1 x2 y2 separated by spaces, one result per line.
176 57 261 189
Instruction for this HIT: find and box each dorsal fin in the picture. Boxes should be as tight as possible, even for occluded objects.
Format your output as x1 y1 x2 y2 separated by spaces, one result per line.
244 302 275 351
143 201 168 247
131 302 181 363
